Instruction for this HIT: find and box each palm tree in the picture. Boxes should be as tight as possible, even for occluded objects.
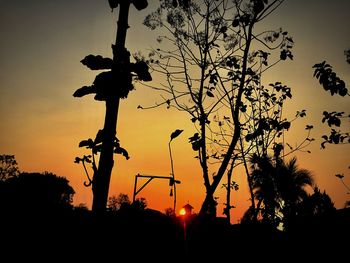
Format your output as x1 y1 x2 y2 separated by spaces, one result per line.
250 155 281 226
297 187 335 218
249 155 314 229
276 157 314 229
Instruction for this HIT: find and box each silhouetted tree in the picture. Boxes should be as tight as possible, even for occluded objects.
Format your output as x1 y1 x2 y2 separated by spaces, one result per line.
165 207 176 217
107 193 131 211
0 154 19 181
73 1 151 215
0 172 75 212
297 187 335 217
74 203 89 211
278 157 314 229
233 84 313 222
132 197 147 211
250 155 280 225
345 49 350 64
141 0 294 217
248 156 313 228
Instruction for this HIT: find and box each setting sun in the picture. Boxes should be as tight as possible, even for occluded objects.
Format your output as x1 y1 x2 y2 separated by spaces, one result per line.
179 208 186 216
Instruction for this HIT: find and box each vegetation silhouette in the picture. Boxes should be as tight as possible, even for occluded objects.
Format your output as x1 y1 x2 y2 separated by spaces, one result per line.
0 157 349 261
246 156 314 229
139 0 315 220
0 154 19 181
313 49 349 209
2 0 350 262
73 0 152 215
0 171 75 213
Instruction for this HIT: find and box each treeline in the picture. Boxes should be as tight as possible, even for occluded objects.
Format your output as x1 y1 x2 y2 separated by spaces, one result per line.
1 156 349 261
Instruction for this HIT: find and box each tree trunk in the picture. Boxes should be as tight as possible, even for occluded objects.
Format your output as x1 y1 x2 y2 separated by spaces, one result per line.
91 2 130 215
225 163 233 224
199 16 256 217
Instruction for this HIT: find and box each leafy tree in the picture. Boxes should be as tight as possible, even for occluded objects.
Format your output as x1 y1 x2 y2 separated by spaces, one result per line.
132 197 148 211
164 207 176 217
249 155 280 225
228 83 313 221
286 187 336 232
277 157 314 229
141 0 295 216
0 172 75 212
297 187 335 217
345 49 350 64
107 193 131 211
0 154 19 181
248 156 314 228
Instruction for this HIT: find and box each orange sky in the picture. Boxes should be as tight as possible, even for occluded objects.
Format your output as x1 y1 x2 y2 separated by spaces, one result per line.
0 0 349 223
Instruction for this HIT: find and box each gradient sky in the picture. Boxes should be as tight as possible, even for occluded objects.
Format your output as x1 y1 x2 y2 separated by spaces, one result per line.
0 0 349 223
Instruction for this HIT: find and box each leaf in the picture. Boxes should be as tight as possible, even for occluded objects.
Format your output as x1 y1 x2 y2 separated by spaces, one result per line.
131 61 152 81
114 146 130 160
188 133 200 142
73 86 96 97
335 174 344 179
282 121 291 130
170 129 184 141
191 141 201 151
79 139 94 148
232 18 239 27
280 50 287 60
245 133 253 142
206 91 214 97
166 99 171 109
108 0 119 10
81 55 113 70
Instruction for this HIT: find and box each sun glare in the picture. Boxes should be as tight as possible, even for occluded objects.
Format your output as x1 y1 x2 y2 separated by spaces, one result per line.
179 208 186 216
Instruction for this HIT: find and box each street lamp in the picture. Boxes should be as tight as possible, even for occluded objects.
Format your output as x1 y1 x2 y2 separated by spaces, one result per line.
169 129 183 212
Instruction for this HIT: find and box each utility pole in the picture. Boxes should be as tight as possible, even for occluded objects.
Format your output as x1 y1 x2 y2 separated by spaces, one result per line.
74 0 150 216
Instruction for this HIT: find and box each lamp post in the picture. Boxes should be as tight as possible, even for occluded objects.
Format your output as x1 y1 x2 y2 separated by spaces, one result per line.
168 129 183 212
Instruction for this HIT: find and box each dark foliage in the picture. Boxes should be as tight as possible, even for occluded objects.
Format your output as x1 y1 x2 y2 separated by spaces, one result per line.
0 154 19 181
1 207 349 262
313 61 348 96
313 60 349 148
0 171 75 212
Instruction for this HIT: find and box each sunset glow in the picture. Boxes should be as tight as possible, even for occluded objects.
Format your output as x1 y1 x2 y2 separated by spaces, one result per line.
0 0 349 224
179 208 186 216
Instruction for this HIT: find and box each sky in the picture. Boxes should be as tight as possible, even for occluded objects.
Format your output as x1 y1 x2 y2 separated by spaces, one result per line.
0 0 349 223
